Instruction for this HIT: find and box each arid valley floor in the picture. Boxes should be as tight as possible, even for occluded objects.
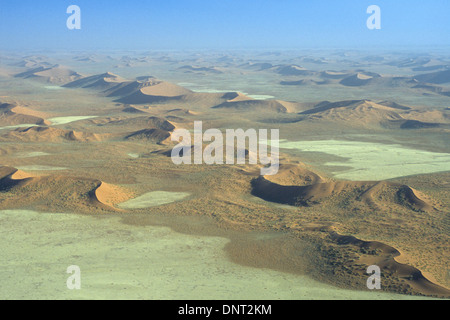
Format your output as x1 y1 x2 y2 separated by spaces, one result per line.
0 50 449 299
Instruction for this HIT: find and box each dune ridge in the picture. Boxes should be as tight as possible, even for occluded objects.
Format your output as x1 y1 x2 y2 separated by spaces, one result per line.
297 100 449 128
15 65 83 84
0 126 107 142
328 232 450 298
0 166 131 211
93 182 134 208
251 173 435 212
0 102 50 126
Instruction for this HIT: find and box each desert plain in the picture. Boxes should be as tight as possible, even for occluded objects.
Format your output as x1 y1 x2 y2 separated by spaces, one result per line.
0 49 449 299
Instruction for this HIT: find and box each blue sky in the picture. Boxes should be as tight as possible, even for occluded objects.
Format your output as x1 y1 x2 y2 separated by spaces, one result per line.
0 0 449 51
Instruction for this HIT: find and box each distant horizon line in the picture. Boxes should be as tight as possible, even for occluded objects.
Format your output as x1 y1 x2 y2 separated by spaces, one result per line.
2 44 450 54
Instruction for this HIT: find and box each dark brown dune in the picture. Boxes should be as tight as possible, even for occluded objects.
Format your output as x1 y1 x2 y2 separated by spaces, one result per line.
178 65 223 74
124 128 172 144
104 78 162 97
377 101 412 110
339 72 381 86
116 81 192 104
213 99 288 113
280 79 327 86
166 108 196 116
275 65 316 76
15 65 83 84
122 106 147 114
238 62 273 71
414 69 450 84
63 72 125 90
382 119 445 130
107 116 176 131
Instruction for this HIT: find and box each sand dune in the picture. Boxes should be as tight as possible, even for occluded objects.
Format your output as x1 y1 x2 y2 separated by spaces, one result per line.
0 126 106 142
178 65 223 74
221 92 253 103
280 79 327 86
63 72 126 90
328 232 450 298
275 65 316 76
297 99 450 129
261 163 325 186
414 84 450 97
15 65 83 84
104 78 162 97
339 72 381 86
116 80 193 104
152 144 257 163
0 167 34 182
166 108 197 116
213 99 289 113
251 174 434 213
107 116 176 131
122 105 147 114
414 69 450 84
12 57 54 69
0 167 130 211
300 100 403 124
382 120 447 130
0 102 49 126
94 182 134 208
376 101 411 110
238 62 273 71
124 128 172 144
319 71 350 79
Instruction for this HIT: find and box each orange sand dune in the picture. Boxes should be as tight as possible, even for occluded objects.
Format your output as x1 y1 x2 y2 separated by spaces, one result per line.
252 171 435 212
0 126 107 142
0 166 132 212
297 99 450 129
0 102 50 126
116 81 193 104
298 99 450 129
94 182 134 208
0 166 35 181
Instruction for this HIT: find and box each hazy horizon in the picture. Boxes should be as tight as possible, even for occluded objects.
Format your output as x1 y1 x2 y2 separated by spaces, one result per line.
1 0 449 51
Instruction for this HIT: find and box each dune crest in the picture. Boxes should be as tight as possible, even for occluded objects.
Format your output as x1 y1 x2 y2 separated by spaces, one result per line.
94 182 134 208
1 126 107 142
251 167 435 212
15 65 83 84
329 232 450 298
0 102 50 126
